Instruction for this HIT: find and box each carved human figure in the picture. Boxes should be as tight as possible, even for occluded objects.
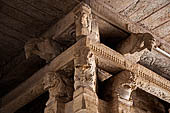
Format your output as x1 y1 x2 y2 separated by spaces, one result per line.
25 37 61 62
74 47 97 92
74 3 92 39
43 71 73 105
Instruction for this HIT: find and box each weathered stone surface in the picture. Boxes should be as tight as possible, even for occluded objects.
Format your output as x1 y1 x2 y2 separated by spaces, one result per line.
140 4 170 30
122 0 170 22
73 87 99 113
153 21 170 38
43 72 73 104
139 50 170 80
131 89 166 113
25 37 62 63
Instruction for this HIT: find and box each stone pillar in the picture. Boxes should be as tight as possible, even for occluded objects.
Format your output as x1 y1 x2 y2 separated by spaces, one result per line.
73 3 100 113
104 71 137 113
43 72 73 113
73 44 98 113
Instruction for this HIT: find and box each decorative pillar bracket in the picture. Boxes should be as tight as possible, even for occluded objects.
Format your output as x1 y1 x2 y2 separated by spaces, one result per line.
43 71 73 113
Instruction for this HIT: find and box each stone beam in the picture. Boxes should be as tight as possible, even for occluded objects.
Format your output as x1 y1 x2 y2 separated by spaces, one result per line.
0 41 78 113
87 0 170 54
87 42 170 103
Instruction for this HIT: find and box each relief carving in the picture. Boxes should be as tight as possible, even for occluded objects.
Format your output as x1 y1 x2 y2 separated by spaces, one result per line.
74 3 92 39
117 33 156 63
43 71 73 105
139 51 170 79
74 46 97 92
25 37 61 63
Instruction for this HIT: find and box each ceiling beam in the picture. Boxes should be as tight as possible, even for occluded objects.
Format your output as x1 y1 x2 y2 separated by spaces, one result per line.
87 0 170 54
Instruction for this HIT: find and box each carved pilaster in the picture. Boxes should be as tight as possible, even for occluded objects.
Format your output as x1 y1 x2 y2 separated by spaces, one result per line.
43 71 73 113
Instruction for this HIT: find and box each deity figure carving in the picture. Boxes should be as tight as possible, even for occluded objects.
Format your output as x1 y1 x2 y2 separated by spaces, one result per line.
117 33 156 63
43 71 73 105
74 3 92 39
25 37 61 62
74 47 97 92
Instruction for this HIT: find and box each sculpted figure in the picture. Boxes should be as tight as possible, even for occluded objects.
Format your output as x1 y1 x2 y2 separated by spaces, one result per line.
117 33 156 54
117 33 156 63
25 37 61 62
43 72 73 105
74 47 97 92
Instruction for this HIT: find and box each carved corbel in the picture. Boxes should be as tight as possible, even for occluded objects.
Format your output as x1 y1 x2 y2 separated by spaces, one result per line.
74 45 97 92
103 71 137 113
43 71 73 105
74 3 92 38
114 71 137 101
117 33 156 63
24 37 61 63
74 3 100 43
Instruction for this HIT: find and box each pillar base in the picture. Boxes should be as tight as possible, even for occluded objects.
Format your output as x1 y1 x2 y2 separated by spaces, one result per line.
44 101 65 113
73 87 99 113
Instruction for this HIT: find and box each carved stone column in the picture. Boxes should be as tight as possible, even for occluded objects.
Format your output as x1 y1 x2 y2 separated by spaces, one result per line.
73 3 100 113
43 72 73 113
73 46 98 113
104 71 137 113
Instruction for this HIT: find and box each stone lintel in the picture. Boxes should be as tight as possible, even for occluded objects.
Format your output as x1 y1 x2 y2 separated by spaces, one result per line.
87 42 170 103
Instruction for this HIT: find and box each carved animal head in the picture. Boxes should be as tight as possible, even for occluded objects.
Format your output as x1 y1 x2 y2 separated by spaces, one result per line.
43 72 59 90
143 33 156 51
24 37 60 62
117 33 156 55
